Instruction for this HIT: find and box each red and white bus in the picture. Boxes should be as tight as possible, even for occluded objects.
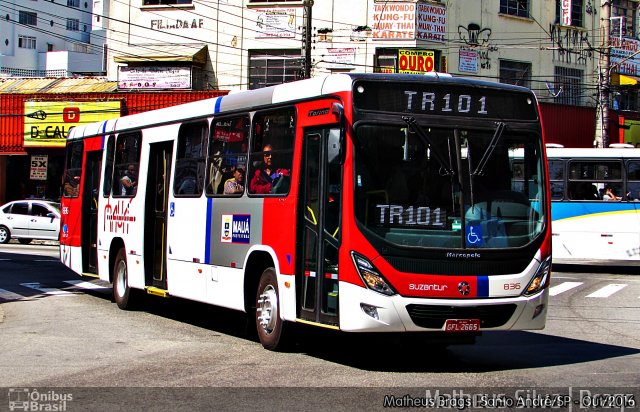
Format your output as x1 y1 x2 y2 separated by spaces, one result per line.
60 73 552 350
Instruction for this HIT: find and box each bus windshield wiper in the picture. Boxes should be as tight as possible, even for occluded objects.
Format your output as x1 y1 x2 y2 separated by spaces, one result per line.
472 122 505 176
402 116 454 176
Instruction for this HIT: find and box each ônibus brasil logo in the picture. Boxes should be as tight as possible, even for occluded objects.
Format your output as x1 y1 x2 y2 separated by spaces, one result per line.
8 388 73 411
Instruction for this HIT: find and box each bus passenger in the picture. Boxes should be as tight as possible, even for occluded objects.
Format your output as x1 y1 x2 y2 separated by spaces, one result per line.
603 186 621 201
223 167 245 195
63 172 80 197
250 144 290 194
121 164 137 196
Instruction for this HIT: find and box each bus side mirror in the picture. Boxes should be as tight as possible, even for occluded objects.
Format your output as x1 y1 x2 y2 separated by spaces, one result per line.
330 102 345 165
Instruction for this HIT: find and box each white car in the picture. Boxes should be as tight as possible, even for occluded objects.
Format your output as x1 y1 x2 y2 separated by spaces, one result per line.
0 200 61 244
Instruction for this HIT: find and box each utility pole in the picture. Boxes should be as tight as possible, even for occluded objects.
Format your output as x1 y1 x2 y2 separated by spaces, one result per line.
302 0 313 79
597 1 611 148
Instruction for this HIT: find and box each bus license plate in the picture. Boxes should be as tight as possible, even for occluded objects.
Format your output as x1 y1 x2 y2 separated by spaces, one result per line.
444 319 480 332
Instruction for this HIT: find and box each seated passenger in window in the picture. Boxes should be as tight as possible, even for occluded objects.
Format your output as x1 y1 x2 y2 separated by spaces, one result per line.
121 164 137 196
223 167 245 195
250 144 290 194
603 185 621 201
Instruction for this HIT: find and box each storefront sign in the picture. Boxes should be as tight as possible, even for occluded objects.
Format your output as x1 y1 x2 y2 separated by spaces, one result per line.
24 101 121 148
252 8 297 38
561 0 572 26
373 2 416 40
416 3 447 42
30 155 48 180
610 37 640 76
150 18 204 30
325 48 356 69
459 49 478 73
118 66 192 90
398 49 435 74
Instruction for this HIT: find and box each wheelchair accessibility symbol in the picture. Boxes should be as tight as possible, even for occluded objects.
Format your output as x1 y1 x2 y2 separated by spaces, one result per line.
466 224 483 247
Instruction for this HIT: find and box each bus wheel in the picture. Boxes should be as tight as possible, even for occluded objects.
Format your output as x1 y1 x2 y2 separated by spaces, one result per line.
256 268 289 351
113 248 133 310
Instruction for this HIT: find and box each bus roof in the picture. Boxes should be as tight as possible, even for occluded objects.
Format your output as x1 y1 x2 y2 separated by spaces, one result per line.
67 73 536 140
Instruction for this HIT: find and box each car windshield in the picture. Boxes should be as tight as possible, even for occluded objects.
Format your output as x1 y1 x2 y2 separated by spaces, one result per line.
353 122 546 249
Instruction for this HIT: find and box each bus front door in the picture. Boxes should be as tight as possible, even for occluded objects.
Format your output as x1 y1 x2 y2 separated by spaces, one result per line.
144 141 173 290
298 128 342 327
81 151 101 275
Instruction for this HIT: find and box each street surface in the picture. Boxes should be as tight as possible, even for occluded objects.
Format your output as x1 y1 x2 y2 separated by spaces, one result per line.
0 243 638 411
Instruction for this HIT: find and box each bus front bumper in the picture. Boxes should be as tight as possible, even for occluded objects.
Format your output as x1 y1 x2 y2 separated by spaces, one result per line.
338 281 548 333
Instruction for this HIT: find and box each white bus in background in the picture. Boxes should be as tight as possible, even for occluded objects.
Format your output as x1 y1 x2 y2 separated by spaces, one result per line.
544 146 640 264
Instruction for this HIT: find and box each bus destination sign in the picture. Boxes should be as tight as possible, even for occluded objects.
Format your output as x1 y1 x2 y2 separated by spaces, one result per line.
352 81 538 120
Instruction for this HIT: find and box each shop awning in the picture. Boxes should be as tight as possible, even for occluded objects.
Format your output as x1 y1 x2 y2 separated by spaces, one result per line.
611 73 640 86
114 45 208 66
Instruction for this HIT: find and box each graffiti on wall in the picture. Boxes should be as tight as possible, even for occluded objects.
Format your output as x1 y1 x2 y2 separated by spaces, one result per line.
550 25 593 66
458 23 495 70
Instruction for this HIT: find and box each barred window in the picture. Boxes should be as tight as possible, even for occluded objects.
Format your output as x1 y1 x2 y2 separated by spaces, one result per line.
554 66 584 106
67 0 80 7
499 60 531 89
248 49 303 90
500 0 529 18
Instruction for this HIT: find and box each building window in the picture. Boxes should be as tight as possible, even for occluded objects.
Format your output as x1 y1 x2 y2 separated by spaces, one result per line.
499 60 531 89
248 49 303 90
66 18 79 31
611 0 637 38
67 0 80 7
143 0 192 5
18 35 36 49
500 0 529 18
18 11 37 26
554 66 584 106
555 0 584 27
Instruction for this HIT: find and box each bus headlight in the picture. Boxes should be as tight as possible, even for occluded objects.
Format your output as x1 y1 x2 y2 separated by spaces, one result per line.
351 252 396 296
523 256 552 296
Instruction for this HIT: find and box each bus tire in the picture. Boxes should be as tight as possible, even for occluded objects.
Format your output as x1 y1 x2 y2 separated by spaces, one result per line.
113 248 133 310
0 226 10 244
256 268 290 351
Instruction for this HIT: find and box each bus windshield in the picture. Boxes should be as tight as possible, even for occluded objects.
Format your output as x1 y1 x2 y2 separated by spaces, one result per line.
353 122 545 249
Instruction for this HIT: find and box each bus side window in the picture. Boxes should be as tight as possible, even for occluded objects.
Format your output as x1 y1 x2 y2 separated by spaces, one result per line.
103 135 115 197
63 141 83 198
112 132 142 198
627 161 640 201
547 160 564 200
248 108 295 196
206 115 250 196
174 121 208 197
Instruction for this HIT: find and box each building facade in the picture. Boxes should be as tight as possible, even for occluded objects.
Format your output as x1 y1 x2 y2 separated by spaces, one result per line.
0 0 104 76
